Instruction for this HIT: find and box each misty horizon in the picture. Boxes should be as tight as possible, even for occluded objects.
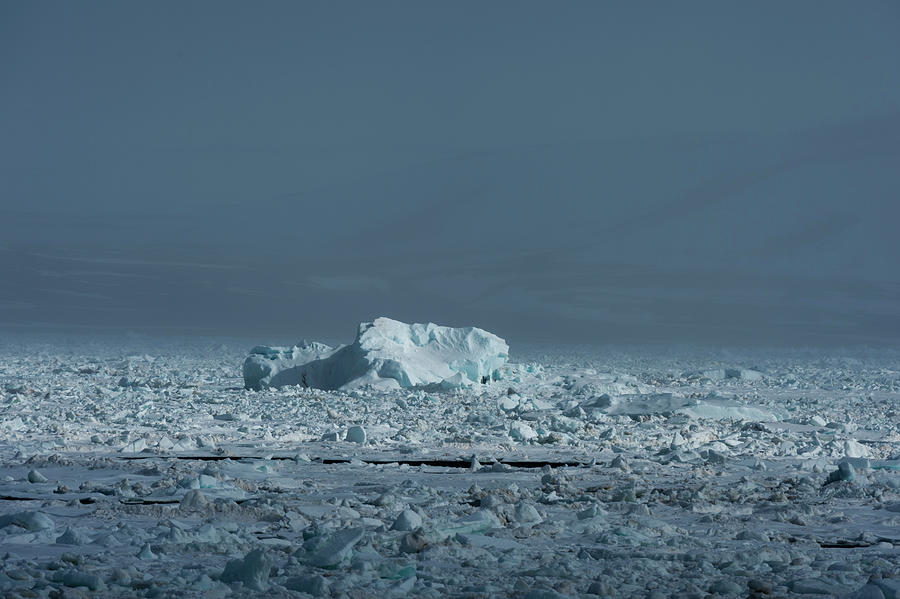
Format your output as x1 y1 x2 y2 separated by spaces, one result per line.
2 1 899 346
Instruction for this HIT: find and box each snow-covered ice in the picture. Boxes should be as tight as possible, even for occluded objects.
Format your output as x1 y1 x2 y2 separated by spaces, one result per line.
0 334 898 597
242 317 509 391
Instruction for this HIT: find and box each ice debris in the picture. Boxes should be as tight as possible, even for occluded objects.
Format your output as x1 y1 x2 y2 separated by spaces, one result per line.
243 317 508 390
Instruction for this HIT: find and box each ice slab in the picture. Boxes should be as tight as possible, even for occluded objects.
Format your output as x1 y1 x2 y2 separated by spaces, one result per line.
0 511 55 532
686 368 765 381
601 393 781 421
243 317 509 391
305 527 365 568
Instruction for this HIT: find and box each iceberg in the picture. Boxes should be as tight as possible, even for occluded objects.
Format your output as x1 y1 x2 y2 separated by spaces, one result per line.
242 340 337 390
243 317 509 391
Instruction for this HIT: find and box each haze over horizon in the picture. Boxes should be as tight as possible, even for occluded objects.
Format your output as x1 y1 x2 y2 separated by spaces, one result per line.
2 1 899 346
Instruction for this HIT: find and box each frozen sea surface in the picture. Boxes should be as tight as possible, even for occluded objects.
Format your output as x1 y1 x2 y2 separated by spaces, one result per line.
0 334 898 597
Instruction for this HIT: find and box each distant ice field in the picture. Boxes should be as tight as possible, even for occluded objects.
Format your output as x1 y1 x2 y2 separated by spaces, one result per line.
0 334 898 597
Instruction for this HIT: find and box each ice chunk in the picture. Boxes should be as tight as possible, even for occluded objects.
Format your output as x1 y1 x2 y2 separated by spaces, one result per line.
220 548 270 591
430 510 501 541
0 511 54 531
522 589 568 599
27 469 48 483
0 417 24 431
849 580 889 599
456 533 524 551
180 489 210 510
827 461 856 483
844 439 871 458
809 415 828 427
346 425 367 444
392 509 423 531
691 368 764 381
602 393 695 415
789 578 851 595
56 527 91 545
306 527 365 568
52 570 106 592
121 438 148 453
499 395 521 411
433 371 474 390
709 580 744 595
285 575 331 596
871 577 900 599
399 528 429 553
509 421 538 441
735 368 764 381
512 503 543 525
577 504 605 520
243 317 508 391
677 401 779 421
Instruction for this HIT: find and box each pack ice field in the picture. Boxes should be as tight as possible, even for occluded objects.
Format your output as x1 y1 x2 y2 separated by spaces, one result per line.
0 320 898 598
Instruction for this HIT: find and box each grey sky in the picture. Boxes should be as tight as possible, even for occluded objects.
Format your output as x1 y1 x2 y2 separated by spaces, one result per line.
2 1 899 346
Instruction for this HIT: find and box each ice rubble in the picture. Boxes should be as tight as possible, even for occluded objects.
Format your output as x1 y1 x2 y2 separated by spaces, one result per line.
243 317 509 391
